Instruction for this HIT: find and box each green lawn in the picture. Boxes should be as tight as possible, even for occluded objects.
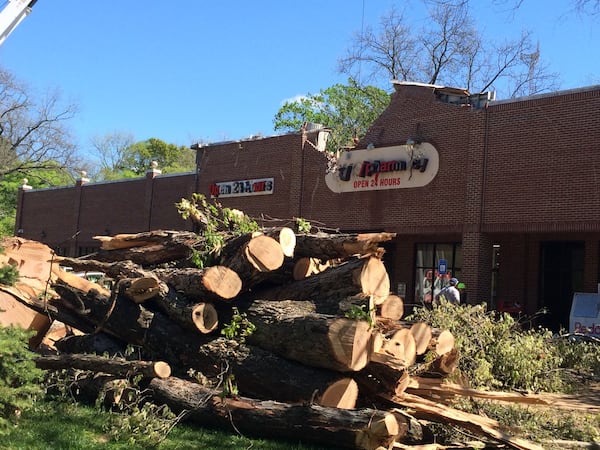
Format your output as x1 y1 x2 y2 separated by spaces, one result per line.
0 400 334 450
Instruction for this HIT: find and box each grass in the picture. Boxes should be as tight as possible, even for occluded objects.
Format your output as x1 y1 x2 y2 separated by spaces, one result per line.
0 399 333 450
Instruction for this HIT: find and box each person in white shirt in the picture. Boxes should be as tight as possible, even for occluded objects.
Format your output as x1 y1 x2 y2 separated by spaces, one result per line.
435 277 461 304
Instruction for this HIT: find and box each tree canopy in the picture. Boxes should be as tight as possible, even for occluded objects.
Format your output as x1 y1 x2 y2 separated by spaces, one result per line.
273 79 390 151
90 133 196 181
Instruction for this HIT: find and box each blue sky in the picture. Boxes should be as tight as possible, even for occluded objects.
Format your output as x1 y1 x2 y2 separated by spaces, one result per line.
0 0 598 156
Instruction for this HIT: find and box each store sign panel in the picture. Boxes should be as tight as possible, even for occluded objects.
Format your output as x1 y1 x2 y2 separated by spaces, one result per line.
209 178 274 198
325 143 439 193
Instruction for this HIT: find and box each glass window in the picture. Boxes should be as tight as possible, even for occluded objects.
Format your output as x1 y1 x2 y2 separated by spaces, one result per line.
415 243 462 304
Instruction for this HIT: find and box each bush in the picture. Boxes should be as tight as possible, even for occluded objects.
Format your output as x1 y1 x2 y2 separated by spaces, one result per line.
408 301 600 392
0 325 45 430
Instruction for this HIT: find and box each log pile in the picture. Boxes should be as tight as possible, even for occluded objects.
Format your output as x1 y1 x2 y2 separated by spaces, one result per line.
0 225 544 450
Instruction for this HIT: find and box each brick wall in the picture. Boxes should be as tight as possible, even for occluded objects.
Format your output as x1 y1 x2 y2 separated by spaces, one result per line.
15 83 600 318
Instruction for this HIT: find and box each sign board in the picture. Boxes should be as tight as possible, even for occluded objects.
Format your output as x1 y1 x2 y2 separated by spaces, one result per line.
209 178 274 198
438 259 447 275
569 292 600 336
325 143 439 193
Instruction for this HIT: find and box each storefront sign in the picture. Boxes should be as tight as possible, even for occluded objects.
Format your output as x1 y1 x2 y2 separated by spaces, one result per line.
325 143 439 193
209 177 274 198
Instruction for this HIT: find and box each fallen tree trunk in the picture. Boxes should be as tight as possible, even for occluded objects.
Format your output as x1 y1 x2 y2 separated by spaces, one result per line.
244 300 373 372
258 256 390 305
54 332 128 356
218 234 285 290
154 266 242 302
190 337 361 407
294 231 396 260
90 230 204 266
35 353 171 379
261 227 296 258
93 230 201 251
149 376 410 450
45 282 214 368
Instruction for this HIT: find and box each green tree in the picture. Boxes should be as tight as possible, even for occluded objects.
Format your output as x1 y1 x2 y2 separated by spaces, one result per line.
273 79 389 152
91 134 196 180
122 138 196 175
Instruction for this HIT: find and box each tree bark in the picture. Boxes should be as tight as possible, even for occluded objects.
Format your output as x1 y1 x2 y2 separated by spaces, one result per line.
54 332 128 356
244 300 373 372
35 353 171 379
47 282 213 368
190 337 360 406
90 230 204 266
149 376 406 450
258 256 390 305
294 231 396 260
154 266 242 301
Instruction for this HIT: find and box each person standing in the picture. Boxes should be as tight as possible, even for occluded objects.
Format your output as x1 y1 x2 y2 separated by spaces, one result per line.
435 277 461 304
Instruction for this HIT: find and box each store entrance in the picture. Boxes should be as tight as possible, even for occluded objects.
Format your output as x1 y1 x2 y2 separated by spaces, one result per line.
539 241 584 331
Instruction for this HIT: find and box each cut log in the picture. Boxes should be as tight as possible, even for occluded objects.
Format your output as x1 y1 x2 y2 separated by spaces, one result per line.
149 376 409 450
0 290 52 348
155 266 242 301
54 371 131 407
376 320 455 358
218 234 285 289
382 328 417 366
293 257 320 280
259 256 390 305
42 282 214 366
55 257 153 280
91 230 204 265
122 277 166 303
244 299 373 372
191 338 360 406
262 227 296 258
319 378 359 409
428 329 455 356
54 332 128 356
430 348 459 375
141 282 219 334
379 294 404 321
294 231 397 260
35 353 171 379
354 361 410 401
409 322 433 356
93 230 200 251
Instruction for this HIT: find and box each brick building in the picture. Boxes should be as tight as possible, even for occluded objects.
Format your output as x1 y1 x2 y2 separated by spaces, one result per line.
15 81 600 331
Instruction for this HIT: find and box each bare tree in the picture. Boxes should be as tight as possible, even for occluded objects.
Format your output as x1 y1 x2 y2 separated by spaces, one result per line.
572 0 600 14
0 66 79 180
338 1 559 98
90 131 136 176
337 7 419 87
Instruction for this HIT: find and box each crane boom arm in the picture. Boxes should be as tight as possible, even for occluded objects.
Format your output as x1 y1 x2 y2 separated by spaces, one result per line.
0 0 37 46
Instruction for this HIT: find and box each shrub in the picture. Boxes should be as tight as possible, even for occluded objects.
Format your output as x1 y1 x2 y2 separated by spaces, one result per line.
0 325 45 430
408 301 600 392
